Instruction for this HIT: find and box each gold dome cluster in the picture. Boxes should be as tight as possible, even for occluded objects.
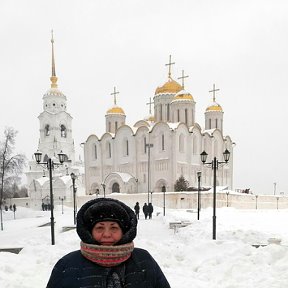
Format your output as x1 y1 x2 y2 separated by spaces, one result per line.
155 78 183 94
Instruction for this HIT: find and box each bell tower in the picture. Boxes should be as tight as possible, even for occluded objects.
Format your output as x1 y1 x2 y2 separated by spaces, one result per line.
37 31 75 163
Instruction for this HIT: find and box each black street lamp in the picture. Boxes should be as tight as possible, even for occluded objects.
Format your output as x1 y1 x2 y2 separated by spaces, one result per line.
59 196 65 214
200 148 230 240
226 191 230 207
255 195 258 209
145 143 153 203
34 150 66 245
197 172 201 220
276 197 279 210
70 173 77 225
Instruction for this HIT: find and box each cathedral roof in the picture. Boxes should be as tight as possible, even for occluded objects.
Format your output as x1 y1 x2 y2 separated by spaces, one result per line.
171 89 194 103
106 106 125 115
206 102 223 112
143 114 155 122
155 78 183 95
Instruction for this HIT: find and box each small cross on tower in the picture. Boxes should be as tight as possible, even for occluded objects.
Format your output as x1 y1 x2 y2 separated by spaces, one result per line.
111 86 120 105
165 55 175 79
209 84 220 102
146 97 154 115
178 70 189 89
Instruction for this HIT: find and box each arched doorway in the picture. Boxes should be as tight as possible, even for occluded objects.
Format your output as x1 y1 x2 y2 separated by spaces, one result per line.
112 182 120 193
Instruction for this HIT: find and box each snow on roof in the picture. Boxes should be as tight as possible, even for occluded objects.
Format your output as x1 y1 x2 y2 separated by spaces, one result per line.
114 172 133 183
203 128 216 135
34 177 49 186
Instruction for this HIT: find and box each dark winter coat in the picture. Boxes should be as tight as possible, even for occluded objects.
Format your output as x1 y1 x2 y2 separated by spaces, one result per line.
46 247 170 288
147 204 153 214
143 204 148 215
134 203 140 214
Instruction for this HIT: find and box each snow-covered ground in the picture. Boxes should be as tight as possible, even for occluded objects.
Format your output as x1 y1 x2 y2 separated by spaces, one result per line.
0 204 288 287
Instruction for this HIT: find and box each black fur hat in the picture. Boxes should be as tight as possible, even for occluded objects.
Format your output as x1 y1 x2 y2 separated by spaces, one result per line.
77 198 137 245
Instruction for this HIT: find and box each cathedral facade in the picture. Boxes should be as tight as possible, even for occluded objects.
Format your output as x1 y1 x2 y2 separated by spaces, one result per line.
26 34 84 210
83 58 235 197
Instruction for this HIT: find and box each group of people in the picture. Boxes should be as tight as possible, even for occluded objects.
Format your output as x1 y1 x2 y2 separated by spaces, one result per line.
47 197 170 287
134 202 154 220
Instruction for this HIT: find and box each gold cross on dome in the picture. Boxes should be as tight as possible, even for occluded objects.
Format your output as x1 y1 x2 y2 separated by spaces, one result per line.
165 55 175 79
209 84 220 102
110 86 120 105
146 97 154 114
178 70 189 89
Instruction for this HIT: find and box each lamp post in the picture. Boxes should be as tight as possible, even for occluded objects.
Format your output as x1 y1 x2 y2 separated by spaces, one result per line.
226 191 230 207
34 150 66 245
70 173 77 225
200 149 230 240
145 143 153 203
197 172 201 220
101 183 106 198
162 186 166 216
255 195 258 209
59 196 65 214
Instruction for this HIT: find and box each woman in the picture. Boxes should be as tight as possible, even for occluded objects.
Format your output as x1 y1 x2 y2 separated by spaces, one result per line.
47 198 170 288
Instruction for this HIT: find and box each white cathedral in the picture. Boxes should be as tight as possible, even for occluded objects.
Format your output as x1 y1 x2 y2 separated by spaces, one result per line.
25 34 84 210
83 57 235 197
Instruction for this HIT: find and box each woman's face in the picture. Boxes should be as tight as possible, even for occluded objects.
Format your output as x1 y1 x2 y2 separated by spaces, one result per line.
92 221 123 245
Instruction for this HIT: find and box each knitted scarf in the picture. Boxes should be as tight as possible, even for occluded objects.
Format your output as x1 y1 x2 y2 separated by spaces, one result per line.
80 241 134 267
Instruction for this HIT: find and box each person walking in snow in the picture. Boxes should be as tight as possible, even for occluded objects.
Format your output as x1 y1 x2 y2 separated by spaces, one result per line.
47 198 170 288
134 202 140 219
148 203 154 219
142 203 148 219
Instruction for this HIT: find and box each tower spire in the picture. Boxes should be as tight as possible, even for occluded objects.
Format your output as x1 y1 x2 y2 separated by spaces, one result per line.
50 30 58 88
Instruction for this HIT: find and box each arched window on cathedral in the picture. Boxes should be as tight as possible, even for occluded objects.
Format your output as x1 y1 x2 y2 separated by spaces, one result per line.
160 105 163 121
109 122 111 132
177 109 180 122
112 182 120 193
123 138 129 156
143 137 147 154
167 104 170 121
161 134 165 151
115 121 118 131
93 144 97 159
45 124 50 136
215 119 218 129
179 134 184 153
60 125 67 138
185 109 188 124
43 154 48 162
209 119 212 129
106 142 111 158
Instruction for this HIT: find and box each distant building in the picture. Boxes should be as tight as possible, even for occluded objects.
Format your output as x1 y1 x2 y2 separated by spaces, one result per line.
26 33 84 210
83 56 235 197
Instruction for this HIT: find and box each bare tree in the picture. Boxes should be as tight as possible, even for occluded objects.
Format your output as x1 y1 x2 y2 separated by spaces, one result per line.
0 127 26 230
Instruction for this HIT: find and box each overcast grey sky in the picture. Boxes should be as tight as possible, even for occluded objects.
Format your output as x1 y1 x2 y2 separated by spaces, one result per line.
0 0 287 195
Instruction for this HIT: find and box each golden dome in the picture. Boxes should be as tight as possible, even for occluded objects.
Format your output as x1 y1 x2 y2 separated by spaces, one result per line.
144 114 155 122
106 106 125 115
206 103 223 112
155 78 182 95
172 90 194 102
